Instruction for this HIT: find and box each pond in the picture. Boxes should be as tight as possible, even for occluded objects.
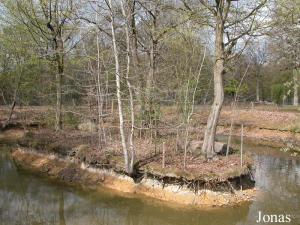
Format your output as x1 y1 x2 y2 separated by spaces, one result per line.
0 140 300 225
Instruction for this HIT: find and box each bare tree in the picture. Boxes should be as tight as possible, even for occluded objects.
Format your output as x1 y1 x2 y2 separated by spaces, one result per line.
183 47 206 169
107 0 136 174
132 0 190 121
248 41 267 102
4 0 80 130
121 0 136 173
1 63 22 130
271 0 300 106
184 0 267 159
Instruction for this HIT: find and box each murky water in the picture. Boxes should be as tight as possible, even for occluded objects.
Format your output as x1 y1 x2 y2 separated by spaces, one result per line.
0 141 300 225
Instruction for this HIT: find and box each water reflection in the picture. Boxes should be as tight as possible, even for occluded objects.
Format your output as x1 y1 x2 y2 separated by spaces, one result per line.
248 154 300 224
0 143 300 225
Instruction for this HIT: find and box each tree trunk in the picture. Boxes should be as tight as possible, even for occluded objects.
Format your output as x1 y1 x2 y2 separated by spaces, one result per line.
128 0 138 67
121 0 135 174
145 6 158 120
145 39 157 116
293 69 298 106
201 13 225 159
108 0 130 173
256 76 260 102
128 0 145 123
8 72 22 122
96 26 105 146
55 35 64 131
1 91 7 105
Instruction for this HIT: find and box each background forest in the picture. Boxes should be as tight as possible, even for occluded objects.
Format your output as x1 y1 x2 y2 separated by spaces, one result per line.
0 0 299 173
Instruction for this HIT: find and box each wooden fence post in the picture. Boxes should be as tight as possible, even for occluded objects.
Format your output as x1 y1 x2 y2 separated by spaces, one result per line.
240 124 244 168
162 142 165 169
111 99 114 114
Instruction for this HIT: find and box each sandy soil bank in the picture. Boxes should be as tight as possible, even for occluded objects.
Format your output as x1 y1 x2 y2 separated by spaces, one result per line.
11 148 257 208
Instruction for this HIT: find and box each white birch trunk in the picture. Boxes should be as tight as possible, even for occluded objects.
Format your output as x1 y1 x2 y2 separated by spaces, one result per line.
108 0 129 173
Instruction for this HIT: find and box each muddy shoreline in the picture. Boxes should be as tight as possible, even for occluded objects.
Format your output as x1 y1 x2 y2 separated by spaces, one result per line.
11 148 256 208
0 127 258 208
